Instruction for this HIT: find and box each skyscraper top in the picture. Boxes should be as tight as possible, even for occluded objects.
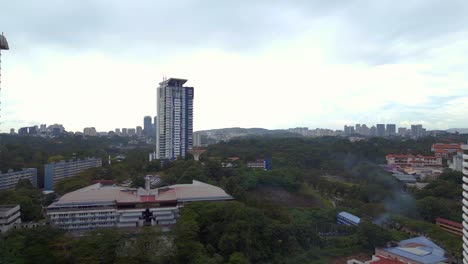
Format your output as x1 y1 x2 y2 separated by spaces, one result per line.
159 78 188 86
0 33 9 50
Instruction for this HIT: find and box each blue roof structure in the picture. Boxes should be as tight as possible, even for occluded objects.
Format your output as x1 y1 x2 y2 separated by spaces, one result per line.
382 236 447 264
338 211 361 224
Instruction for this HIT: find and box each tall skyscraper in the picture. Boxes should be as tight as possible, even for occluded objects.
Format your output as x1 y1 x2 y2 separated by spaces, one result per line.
411 124 423 138
386 124 396 136
156 78 194 159
462 143 468 263
143 116 152 138
376 124 386 137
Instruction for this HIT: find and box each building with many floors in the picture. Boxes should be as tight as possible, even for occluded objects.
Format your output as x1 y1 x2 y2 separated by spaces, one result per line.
44 158 102 190
0 168 37 190
0 205 21 233
46 180 232 231
385 154 442 167
156 78 194 160
247 159 272 171
462 143 468 264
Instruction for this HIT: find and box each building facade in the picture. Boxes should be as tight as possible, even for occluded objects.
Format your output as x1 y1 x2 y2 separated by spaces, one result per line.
386 154 442 167
156 78 194 160
47 180 232 231
143 116 152 138
0 168 37 190
386 124 396 136
376 124 386 137
0 205 21 233
462 143 468 264
44 158 102 190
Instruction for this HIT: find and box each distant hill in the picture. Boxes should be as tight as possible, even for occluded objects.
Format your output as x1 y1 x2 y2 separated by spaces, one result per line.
446 128 468 134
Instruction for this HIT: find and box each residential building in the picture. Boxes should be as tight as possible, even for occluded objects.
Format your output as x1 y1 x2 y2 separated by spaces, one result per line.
431 143 463 159
370 126 376 137
156 78 194 160
0 205 21 233
448 153 463 172
386 124 396 136
376 124 386 137
361 124 369 136
115 128 121 135
9 128 15 134
136 126 143 136
128 128 136 136
411 124 424 138
144 116 153 138
46 180 232 231
398 127 408 136
0 168 37 190
44 158 102 190
462 143 468 263
344 125 355 135
355 124 361 134
122 128 128 136
375 236 447 264
289 127 309 136
435 217 462 236
247 159 272 170
385 154 442 167
83 127 97 136
337 211 360 226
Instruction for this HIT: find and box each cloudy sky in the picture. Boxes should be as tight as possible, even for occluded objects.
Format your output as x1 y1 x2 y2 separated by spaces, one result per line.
1 0 467 132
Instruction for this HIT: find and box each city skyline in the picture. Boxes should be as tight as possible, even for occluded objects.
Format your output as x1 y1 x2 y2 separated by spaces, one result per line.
1 1 468 132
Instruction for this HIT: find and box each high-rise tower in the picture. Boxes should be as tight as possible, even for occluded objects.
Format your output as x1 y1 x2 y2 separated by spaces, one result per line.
0 33 10 130
462 143 468 263
156 78 194 159
143 116 152 138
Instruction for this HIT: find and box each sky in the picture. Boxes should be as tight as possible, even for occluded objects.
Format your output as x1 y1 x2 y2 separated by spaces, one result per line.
1 0 468 132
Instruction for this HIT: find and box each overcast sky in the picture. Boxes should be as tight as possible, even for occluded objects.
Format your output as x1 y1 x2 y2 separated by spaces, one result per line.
1 0 467 132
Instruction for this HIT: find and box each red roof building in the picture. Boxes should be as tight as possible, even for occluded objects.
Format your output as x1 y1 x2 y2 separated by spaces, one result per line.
435 217 462 236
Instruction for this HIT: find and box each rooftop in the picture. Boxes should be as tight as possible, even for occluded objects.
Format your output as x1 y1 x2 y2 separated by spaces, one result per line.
381 236 447 264
49 180 233 208
159 78 188 86
435 217 463 229
338 211 361 223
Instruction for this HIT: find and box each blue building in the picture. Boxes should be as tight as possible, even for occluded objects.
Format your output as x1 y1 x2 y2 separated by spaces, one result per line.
44 158 102 190
376 236 447 264
337 211 360 226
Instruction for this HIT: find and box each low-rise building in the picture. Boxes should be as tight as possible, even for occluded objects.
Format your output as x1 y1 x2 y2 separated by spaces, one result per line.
0 168 37 190
448 153 463 172
44 158 102 190
47 180 233 231
435 217 462 236
375 236 447 264
386 154 442 167
247 159 271 170
337 211 360 226
0 205 21 233
431 143 463 159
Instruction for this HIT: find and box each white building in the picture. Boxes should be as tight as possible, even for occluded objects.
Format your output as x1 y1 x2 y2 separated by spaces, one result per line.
46 180 232 231
448 153 463 172
156 78 194 159
385 154 442 167
462 144 468 264
0 205 21 233
0 168 37 190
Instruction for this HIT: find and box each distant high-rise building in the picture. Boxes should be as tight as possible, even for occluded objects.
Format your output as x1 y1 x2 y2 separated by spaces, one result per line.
398 127 407 136
361 124 369 136
83 127 97 136
355 124 361 134
128 128 136 136
122 128 128 136
369 126 376 136
411 124 423 138
462 143 468 262
136 126 143 136
344 125 354 135
9 128 15 134
156 78 194 159
386 124 396 136
153 116 157 138
115 128 121 135
143 116 152 138
376 124 386 137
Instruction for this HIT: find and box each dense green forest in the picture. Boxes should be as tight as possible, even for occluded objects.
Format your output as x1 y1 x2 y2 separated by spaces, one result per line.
0 134 465 263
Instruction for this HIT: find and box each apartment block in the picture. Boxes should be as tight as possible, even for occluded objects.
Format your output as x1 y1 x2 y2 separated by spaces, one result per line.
0 168 37 190
44 158 102 190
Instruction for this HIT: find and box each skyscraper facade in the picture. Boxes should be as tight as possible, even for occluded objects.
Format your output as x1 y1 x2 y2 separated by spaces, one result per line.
156 78 194 159
376 124 386 137
462 143 468 263
143 116 152 138
386 124 396 136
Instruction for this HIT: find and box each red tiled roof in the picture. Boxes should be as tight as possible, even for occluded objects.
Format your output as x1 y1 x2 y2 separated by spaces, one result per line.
140 195 156 202
436 217 463 229
432 143 462 149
